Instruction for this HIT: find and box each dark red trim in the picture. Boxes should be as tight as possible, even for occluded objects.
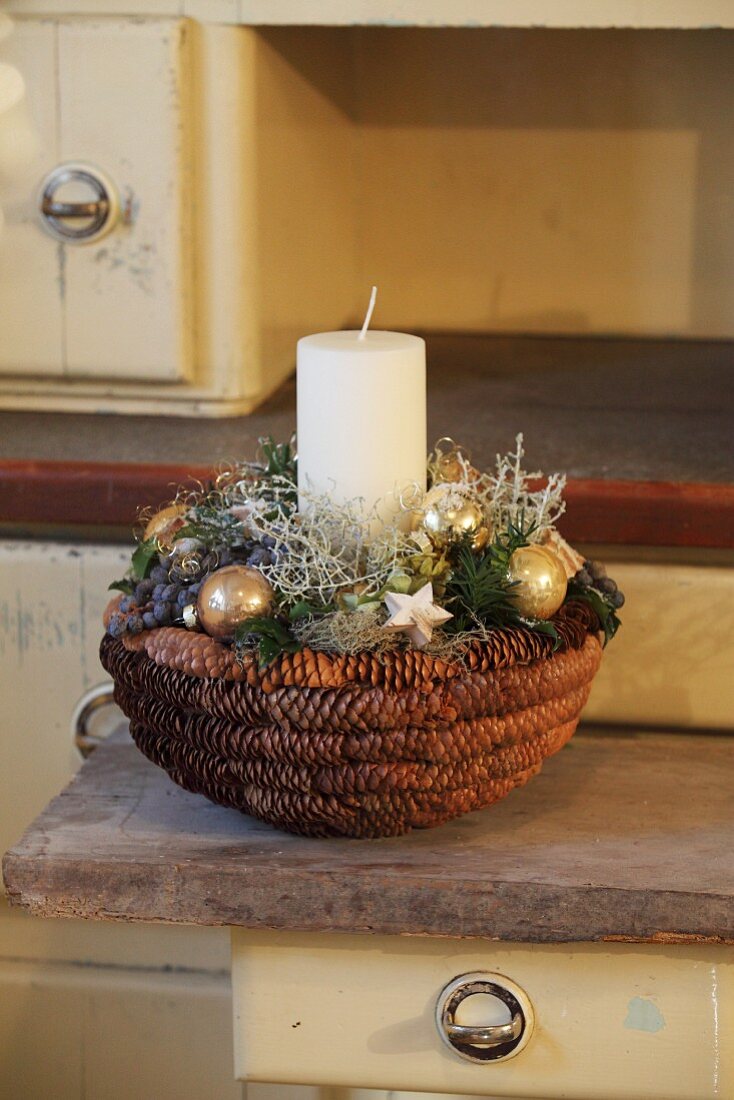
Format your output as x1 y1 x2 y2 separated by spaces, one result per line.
1 459 733 549
0 460 212 530
559 478 734 549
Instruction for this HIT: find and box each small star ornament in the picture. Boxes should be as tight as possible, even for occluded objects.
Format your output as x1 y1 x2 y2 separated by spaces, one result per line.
384 582 453 648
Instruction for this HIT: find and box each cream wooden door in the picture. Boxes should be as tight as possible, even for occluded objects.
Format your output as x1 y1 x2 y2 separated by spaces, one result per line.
0 17 193 383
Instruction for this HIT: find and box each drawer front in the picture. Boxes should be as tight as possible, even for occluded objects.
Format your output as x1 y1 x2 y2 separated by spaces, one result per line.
582 561 734 731
232 931 733 1099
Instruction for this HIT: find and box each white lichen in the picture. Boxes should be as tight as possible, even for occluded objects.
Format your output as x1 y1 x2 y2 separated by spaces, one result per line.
426 433 565 538
247 487 415 609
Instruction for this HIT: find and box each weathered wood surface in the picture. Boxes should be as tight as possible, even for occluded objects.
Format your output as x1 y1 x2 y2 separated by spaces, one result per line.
4 728 734 943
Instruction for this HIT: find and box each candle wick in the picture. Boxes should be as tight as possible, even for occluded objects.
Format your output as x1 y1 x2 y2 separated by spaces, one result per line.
358 286 378 340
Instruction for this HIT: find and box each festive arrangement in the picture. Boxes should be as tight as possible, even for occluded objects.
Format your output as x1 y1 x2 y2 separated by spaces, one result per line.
105 434 622 666
101 301 622 838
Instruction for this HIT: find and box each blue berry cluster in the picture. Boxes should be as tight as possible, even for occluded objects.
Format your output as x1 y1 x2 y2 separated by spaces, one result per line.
574 560 625 609
107 564 203 639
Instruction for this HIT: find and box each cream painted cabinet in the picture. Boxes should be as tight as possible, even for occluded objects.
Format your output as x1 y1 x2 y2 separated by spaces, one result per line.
2 540 732 1099
0 18 194 384
4 19 734 413
0 17 362 416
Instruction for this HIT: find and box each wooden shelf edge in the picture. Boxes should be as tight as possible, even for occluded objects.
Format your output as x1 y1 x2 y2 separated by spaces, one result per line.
3 850 733 945
1 458 733 549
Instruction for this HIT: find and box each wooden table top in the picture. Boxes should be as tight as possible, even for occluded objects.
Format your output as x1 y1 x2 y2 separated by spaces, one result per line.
4 727 733 944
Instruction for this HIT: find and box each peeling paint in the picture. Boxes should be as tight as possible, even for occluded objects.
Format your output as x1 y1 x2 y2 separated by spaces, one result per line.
624 996 665 1033
711 964 720 1094
121 186 139 227
94 248 125 272
56 241 67 302
91 237 157 297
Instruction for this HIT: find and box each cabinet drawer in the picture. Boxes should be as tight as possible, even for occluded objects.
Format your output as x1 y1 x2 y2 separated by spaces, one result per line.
232 930 733 1099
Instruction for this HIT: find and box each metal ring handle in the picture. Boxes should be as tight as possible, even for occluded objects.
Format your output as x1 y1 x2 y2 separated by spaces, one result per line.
41 198 108 219
72 683 117 759
446 1015 523 1046
38 163 118 243
435 972 534 1064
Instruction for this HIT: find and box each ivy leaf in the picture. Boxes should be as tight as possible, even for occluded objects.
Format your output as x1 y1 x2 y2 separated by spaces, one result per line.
236 616 292 644
258 635 284 666
523 617 560 650
131 538 158 580
234 615 302 667
259 634 300 666
567 582 621 647
108 578 134 595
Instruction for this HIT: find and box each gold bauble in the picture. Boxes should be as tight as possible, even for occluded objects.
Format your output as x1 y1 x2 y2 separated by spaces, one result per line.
507 544 567 620
143 504 187 550
433 437 469 484
422 485 490 552
196 565 275 640
436 453 465 483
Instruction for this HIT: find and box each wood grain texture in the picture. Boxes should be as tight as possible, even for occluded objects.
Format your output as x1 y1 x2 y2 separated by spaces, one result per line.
4 728 733 943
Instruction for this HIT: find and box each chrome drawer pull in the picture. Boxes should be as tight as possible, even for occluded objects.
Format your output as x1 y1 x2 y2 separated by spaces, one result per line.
446 1014 522 1046
38 163 119 243
72 683 117 759
41 198 108 220
436 972 534 1064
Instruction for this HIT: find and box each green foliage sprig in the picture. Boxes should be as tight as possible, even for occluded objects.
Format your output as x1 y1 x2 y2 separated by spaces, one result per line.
259 436 297 484
177 506 248 550
489 516 538 570
444 519 559 646
177 436 298 550
443 543 517 633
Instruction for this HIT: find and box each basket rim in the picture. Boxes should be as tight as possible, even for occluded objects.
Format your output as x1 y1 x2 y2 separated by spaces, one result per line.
103 598 599 692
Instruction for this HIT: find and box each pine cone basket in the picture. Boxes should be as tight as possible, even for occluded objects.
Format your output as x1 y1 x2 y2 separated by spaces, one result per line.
100 600 602 838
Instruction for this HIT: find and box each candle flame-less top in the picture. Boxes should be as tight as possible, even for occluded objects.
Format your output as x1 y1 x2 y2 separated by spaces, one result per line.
300 330 422 355
296 329 427 534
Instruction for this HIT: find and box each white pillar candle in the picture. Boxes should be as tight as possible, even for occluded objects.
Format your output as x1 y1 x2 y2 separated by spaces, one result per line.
297 326 426 533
